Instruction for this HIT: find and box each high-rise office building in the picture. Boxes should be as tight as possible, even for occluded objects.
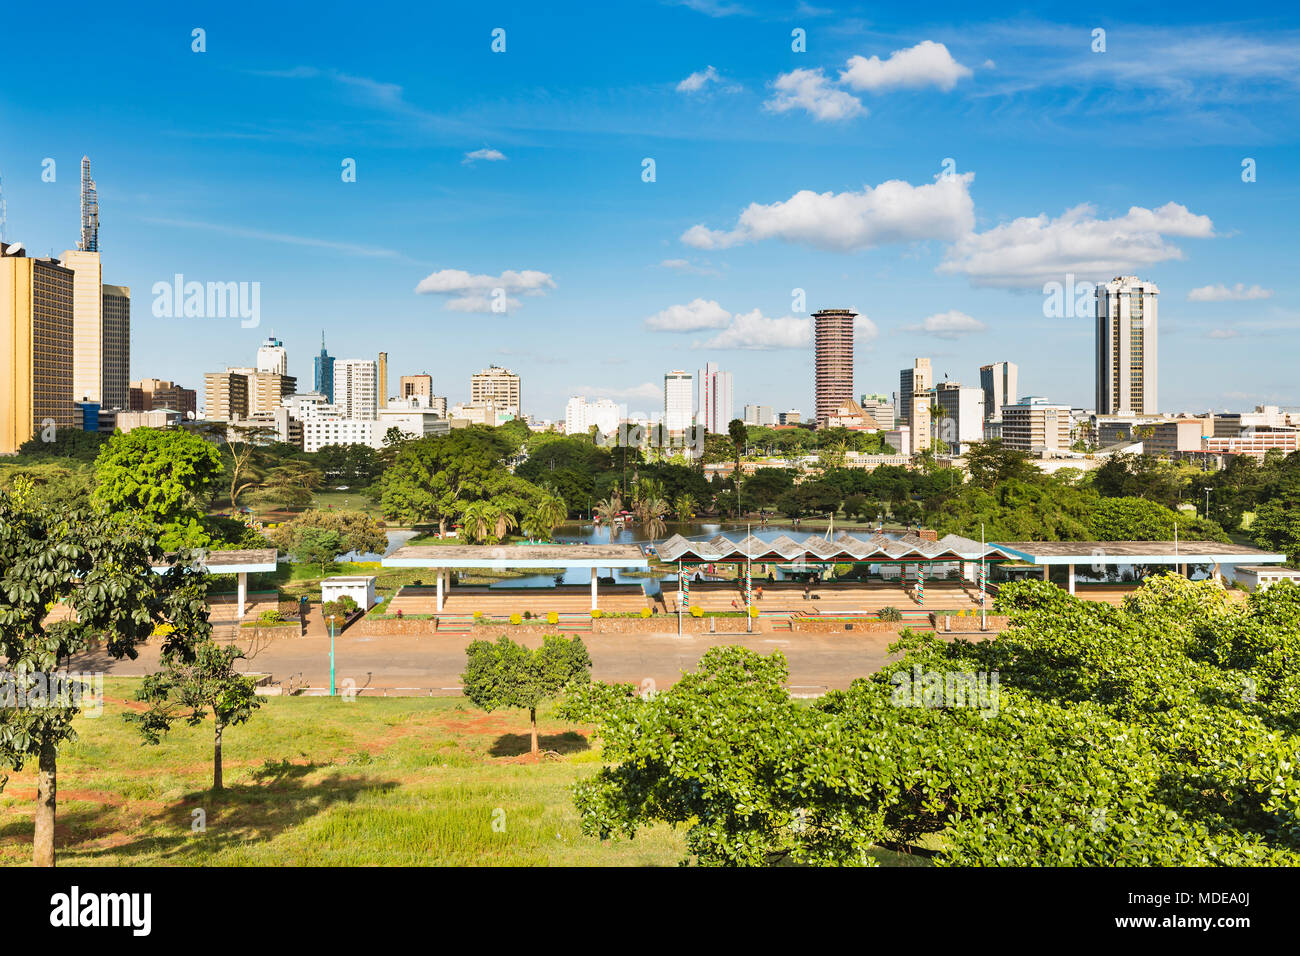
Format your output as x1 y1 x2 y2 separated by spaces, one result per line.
60 249 103 405
401 373 433 403
101 284 130 412
697 361 734 434
1001 396 1071 452
934 381 986 453
979 362 1018 423
257 336 288 375
743 404 775 427
565 396 621 436
1 242 75 453
470 365 521 417
314 332 335 403
1096 275 1159 416
130 378 196 418
334 359 378 420
664 370 694 432
899 358 932 427
377 352 388 409
814 308 855 427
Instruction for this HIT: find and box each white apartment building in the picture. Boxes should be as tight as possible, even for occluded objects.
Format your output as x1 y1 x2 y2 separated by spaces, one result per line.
697 361 734 434
1001 397 1072 453
302 417 377 452
377 405 450 443
899 358 932 427
664 370 694 433
334 359 378 420
565 396 621 436
743 404 775 426
1096 275 1158 416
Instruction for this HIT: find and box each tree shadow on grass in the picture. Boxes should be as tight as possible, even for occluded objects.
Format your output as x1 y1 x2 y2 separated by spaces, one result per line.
488 731 590 758
36 758 401 864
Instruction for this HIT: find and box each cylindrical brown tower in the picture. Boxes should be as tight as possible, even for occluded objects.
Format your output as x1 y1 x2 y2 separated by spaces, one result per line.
814 308 855 427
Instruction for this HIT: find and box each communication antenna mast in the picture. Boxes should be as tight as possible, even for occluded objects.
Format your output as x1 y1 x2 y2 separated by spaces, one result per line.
78 156 99 252
0 169 7 244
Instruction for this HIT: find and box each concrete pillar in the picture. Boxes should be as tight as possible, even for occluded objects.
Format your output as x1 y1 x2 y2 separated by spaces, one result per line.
436 570 444 613
591 566 599 611
1042 565 1050 583
237 572 247 619
1180 563 1188 578
1068 563 1075 596
1213 562 1223 584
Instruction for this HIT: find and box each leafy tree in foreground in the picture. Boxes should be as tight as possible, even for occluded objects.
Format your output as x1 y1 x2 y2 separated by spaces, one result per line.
461 635 592 754
266 509 387 560
0 479 209 866
568 575 1300 866
129 639 263 791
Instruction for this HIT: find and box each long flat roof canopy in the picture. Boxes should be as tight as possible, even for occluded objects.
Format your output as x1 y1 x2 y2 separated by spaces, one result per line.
992 541 1288 566
656 532 1019 564
152 548 278 575
383 544 650 570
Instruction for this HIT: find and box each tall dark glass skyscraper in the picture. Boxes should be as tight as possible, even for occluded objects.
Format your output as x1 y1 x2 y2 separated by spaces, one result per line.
313 332 335 403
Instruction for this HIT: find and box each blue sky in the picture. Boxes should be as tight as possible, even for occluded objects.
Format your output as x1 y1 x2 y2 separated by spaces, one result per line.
2 1 1298 420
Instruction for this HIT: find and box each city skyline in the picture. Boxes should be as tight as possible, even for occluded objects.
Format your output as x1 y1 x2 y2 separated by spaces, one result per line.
1 5 1297 419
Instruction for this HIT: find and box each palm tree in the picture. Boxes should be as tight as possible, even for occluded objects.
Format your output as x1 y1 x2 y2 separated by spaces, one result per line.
672 493 696 524
460 500 493 544
529 493 567 540
488 505 518 544
640 496 669 540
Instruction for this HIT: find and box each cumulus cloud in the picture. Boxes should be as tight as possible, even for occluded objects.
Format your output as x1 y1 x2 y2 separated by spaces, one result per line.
682 173 975 251
1187 283 1273 302
764 68 866 121
677 65 734 93
462 148 507 164
644 298 733 331
938 202 1214 289
854 314 879 342
840 40 973 92
903 310 987 338
698 309 812 349
414 268 555 311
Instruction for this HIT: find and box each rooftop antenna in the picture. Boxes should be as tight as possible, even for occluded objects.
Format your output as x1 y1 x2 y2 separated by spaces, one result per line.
0 168 7 244
78 156 99 252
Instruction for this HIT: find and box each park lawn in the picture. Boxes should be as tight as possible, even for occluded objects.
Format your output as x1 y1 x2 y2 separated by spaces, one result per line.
0 679 684 866
0 680 930 867
311 489 386 520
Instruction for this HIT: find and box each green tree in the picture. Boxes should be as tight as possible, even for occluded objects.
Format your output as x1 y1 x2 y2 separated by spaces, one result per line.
461 635 592 754
290 527 343 570
0 480 210 866
267 509 387 558
963 440 1039 489
93 427 223 550
129 639 263 791
252 460 323 510
381 432 512 534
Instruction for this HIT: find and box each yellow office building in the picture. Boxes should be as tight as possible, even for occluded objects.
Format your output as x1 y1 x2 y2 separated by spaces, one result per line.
1 243 76 454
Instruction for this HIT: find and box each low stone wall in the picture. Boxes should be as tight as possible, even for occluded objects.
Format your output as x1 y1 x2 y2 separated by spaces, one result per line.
593 615 754 634
356 616 439 636
931 613 1010 633
786 619 905 634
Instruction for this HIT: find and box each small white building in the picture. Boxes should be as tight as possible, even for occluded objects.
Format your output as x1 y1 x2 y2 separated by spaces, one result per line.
1233 565 1300 592
321 575 377 610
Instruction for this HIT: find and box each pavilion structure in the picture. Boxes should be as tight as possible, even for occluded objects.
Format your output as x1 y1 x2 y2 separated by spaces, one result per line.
383 543 650 611
152 548 278 619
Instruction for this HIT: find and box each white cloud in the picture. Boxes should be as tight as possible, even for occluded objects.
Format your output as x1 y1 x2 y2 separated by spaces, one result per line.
463 148 507 165
1187 283 1273 302
904 310 987 338
764 68 866 121
682 173 975 251
645 298 732 331
840 41 973 92
659 258 723 277
698 309 812 350
938 202 1214 289
854 314 879 342
414 268 555 311
677 66 720 92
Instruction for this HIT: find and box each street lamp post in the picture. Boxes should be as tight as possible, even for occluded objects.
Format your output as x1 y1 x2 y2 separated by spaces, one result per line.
327 615 336 697
1203 487 1212 521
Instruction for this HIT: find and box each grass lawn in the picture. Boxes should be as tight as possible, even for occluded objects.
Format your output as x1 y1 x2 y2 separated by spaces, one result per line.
0 680 930 867
310 490 386 520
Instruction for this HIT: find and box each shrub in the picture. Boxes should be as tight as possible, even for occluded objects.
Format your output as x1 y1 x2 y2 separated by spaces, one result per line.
547 611 559 625
877 606 902 622
640 606 651 618
278 600 300 619
591 608 603 619
523 610 533 620
258 609 283 624
510 613 522 625
690 606 703 618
